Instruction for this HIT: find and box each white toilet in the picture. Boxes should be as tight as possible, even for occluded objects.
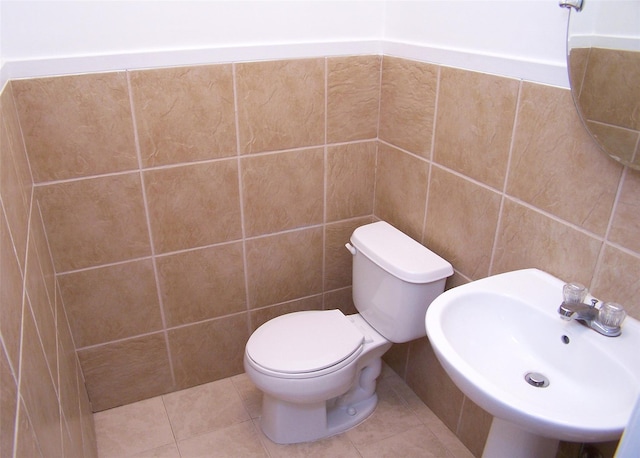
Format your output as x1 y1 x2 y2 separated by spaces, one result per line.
244 220 453 444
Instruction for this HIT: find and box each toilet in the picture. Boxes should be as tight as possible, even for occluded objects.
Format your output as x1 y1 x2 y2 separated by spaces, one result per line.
244 220 453 444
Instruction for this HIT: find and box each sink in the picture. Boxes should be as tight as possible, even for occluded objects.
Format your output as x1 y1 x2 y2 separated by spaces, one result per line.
425 268 640 457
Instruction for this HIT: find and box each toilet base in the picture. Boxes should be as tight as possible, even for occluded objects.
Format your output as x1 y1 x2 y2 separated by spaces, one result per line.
260 392 379 444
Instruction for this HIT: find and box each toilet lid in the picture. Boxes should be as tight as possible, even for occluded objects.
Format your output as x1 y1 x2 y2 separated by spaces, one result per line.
246 310 364 374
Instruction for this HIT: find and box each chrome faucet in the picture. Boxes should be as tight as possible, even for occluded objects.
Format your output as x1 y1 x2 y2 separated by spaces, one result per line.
558 299 599 323
558 283 626 337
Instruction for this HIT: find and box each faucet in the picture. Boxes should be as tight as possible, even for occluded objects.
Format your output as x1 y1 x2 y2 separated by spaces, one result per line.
558 298 599 322
558 286 626 337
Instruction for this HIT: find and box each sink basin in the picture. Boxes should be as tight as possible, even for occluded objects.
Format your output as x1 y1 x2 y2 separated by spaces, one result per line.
425 269 640 456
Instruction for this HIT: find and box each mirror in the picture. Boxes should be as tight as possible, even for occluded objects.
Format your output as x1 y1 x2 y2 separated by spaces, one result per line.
565 0 640 169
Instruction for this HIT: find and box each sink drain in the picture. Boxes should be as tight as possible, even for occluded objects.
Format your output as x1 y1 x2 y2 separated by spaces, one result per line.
525 372 549 388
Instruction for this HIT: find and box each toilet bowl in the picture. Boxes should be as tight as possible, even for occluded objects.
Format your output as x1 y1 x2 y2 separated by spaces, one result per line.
244 220 453 444
245 311 391 444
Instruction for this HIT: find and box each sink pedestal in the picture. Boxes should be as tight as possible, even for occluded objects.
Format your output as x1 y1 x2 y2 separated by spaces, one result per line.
483 418 559 458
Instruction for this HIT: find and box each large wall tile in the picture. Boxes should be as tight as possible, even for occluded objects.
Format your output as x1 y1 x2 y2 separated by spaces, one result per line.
156 242 246 327
327 55 381 143
379 56 438 158
406 337 465 434
579 48 640 131
236 58 325 154
0 208 25 369
25 238 58 391
77 360 98 457
433 68 518 189
37 173 151 272
492 199 602 285
456 398 492 458
374 143 429 241
130 64 237 167
326 142 376 222
55 294 84 453
144 160 242 253
425 167 501 280
168 314 248 390
323 287 357 317
12 73 137 182
508 83 622 236
78 333 174 411
1 111 31 269
245 228 323 309
241 148 324 236
30 204 56 304
14 399 42 457
59 259 163 347
2 84 32 209
0 345 18 458
249 295 322 332
324 218 372 291
592 246 640 318
20 306 62 457
608 169 640 253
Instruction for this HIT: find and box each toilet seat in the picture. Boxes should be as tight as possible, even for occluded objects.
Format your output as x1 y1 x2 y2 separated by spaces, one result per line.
246 310 364 376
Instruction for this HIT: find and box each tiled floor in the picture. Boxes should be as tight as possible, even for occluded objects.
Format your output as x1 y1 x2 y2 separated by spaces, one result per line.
94 365 475 457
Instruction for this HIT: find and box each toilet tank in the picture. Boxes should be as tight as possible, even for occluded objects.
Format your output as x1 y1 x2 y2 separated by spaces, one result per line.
349 221 453 343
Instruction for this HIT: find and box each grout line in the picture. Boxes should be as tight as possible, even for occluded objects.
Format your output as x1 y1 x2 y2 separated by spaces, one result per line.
421 65 441 244
372 55 384 219
10 191 33 458
32 168 139 188
75 288 338 353
55 254 155 277
159 393 180 450
54 218 365 278
232 63 254 335
22 191 62 395
76 309 251 352
376 138 431 165
322 57 329 310
31 138 378 188
591 167 628 290
487 79 523 276
376 55 384 140
126 70 177 387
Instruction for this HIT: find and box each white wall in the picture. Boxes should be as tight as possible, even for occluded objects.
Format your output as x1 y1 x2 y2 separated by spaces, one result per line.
568 0 640 51
0 0 573 87
1 1 385 59
384 0 570 85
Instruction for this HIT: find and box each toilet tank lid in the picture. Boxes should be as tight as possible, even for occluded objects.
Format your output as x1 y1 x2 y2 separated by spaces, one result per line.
350 221 453 283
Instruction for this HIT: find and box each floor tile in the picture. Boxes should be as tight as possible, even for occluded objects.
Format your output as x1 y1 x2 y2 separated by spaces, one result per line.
129 443 181 458
94 397 174 458
358 424 453 457
230 373 262 419
94 370 475 458
177 421 267 457
256 418 361 458
162 378 250 440
345 377 423 447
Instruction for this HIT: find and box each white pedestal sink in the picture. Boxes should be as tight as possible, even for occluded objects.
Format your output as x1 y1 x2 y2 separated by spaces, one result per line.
425 269 640 458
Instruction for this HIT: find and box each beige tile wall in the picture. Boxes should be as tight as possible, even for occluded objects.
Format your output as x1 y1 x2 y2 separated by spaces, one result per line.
6 52 640 456
11 56 382 413
0 85 97 455
375 56 639 457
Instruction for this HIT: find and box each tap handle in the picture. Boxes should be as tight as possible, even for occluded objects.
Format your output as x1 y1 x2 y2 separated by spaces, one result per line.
563 282 588 303
598 302 626 329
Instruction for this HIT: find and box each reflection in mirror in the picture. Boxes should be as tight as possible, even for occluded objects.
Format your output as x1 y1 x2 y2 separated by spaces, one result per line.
566 0 640 169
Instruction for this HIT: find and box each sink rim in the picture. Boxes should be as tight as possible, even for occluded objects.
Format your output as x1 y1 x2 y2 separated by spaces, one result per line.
425 268 640 442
